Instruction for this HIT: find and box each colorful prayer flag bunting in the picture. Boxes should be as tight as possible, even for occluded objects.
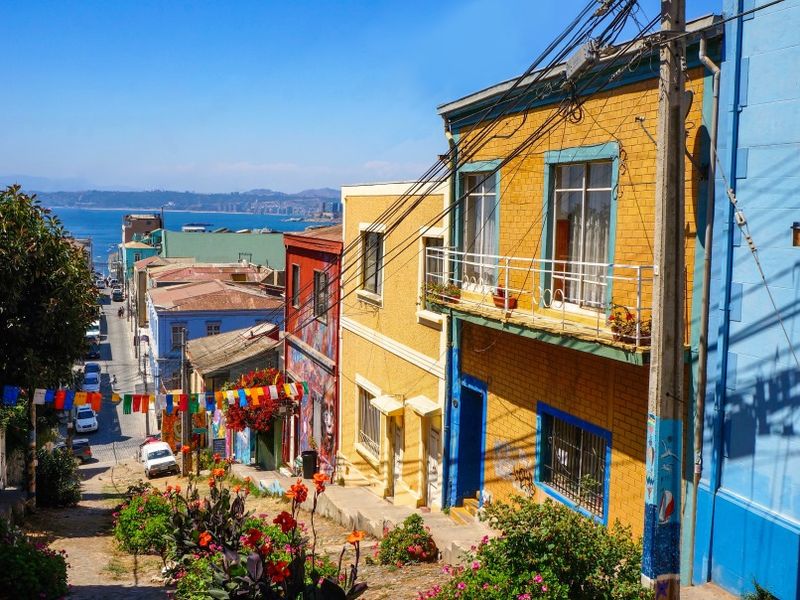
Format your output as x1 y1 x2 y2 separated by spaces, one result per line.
2 385 20 406
33 388 47 405
63 390 75 411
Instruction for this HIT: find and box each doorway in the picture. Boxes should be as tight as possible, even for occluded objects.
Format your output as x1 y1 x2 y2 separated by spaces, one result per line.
392 418 404 495
451 377 486 505
427 426 441 507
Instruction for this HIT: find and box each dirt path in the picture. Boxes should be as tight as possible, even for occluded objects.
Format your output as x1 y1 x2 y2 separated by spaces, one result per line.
24 461 166 599
23 460 448 599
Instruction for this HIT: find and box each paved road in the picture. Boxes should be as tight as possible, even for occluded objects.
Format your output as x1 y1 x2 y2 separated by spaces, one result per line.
68 290 155 465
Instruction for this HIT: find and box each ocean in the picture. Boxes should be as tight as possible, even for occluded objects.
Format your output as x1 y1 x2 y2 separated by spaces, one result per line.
47 206 318 273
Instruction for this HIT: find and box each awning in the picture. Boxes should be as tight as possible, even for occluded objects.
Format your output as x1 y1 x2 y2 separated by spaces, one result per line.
370 395 404 416
406 395 440 417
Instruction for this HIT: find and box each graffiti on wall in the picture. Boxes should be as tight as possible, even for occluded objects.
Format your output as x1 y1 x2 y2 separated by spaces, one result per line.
493 439 534 495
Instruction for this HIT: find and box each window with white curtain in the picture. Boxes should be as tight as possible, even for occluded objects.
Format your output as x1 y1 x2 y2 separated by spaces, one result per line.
551 162 612 309
462 172 498 288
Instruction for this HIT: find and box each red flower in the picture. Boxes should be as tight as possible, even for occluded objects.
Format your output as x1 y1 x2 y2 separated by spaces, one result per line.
273 511 297 534
213 453 221 462
286 479 308 504
312 472 328 494
181 445 190 454
267 560 290 583
259 541 274 556
244 528 263 547
198 531 212 547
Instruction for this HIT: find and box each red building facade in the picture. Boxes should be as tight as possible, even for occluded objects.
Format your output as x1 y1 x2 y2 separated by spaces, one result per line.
283 225 342 476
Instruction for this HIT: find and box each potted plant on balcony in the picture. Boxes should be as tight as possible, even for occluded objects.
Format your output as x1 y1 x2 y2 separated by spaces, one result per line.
423 281 461 304
492 287 518 310
607 303 651 345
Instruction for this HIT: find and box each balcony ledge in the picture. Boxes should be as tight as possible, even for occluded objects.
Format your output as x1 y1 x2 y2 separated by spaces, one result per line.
427 299 653 366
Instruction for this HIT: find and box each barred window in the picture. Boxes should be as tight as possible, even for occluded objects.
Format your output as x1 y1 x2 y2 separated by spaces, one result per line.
291 264 300 308
362 231 383 296
206 322 221 336
539 407 609 519
358 386 380 458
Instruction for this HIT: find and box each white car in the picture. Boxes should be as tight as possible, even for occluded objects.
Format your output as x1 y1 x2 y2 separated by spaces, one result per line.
86 319 101 340
74 406 98 433
82 372 101 393
141 442 180 479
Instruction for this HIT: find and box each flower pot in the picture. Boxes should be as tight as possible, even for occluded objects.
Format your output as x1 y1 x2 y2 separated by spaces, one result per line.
492 295 517 310
301 450 318 479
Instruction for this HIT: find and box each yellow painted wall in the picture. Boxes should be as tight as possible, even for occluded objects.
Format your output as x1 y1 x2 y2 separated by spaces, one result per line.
455 70 705 340
459 322 648 537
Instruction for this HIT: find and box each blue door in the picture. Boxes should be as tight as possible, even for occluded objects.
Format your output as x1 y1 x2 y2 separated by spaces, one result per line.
454 384 484 504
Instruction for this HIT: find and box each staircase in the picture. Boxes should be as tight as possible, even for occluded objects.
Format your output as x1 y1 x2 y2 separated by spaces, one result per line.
448 495 480 525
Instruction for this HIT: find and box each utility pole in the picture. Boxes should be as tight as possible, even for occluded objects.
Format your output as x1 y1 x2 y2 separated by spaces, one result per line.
27 388 36 508
180 329 191 476
642 1 686 599
143 358 150 437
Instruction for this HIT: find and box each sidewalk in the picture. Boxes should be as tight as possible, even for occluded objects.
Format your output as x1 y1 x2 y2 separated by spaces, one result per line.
231 463 491 564
681 584 737 599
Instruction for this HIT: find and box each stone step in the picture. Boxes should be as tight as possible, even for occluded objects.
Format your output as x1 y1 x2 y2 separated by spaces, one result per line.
447 506 474 526
463 497 479 517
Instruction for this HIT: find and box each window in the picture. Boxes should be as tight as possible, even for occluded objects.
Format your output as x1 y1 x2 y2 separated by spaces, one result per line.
423 237 444 285
462 172 498 288
362 231 383 296
313 270 329 322
238 252 253 263
358 386 381 458
206 322 221 336
171 324 187 350
551 161 612 309
134 252 141 262
291 264 300 308
538 406 609 519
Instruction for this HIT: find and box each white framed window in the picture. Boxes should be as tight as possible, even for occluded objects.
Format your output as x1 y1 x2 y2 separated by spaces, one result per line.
206 321 221 336
462 172 498 289
170 324 187 350
313 270 329 322
551 161 612 310
362 231 383 296
358 385 381 459
423 236 445 285
291 264 300 308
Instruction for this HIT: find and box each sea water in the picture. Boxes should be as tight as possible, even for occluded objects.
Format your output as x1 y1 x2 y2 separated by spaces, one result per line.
48 206 317 273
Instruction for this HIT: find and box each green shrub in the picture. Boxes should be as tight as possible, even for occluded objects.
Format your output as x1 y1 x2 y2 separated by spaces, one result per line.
113 485 173 559
378 513 438 566
36 446 81 507
0 517 68 600
175 554 220 600
419 498 652 600
744 582 779 600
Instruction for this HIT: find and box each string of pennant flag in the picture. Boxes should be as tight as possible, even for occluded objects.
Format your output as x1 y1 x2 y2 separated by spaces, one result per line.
114 382 308 415
2 385 103 412
1 382 308 417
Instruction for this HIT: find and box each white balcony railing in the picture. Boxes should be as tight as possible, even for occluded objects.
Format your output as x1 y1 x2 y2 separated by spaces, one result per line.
424 247 654 348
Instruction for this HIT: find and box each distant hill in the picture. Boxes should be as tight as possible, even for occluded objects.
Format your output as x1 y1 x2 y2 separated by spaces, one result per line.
25 187 340 215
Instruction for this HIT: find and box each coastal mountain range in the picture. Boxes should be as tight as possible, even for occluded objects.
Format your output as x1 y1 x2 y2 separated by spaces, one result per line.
0 175 339 213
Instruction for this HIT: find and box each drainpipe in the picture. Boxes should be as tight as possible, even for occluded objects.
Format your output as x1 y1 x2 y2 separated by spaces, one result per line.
687 35 720 586
441 122 457 508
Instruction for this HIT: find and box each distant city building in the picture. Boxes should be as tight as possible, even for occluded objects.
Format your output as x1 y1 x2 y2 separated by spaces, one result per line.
122 213 163 244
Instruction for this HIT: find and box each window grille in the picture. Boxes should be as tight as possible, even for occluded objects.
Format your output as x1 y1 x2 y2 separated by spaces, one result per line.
362 231 383 295
358 386 381 458
314 270 328 321
540 411 607 518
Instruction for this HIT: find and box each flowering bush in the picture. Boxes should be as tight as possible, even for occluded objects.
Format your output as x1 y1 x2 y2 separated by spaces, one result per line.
0 516 69 599
110 454 367 599
419 498 652 600
607 303 651 343
378 513 438 566
222 368 287 433
112 483 174 561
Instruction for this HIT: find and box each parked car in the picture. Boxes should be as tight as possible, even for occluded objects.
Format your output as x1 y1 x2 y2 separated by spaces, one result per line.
82 372 101 393
84 341 101 359
84 362 101 376
111 287 124 302
54 439 92 464
74 406 98 433
109 278 119 288
140 441 180 478
95 279 105 289
86 319 101 340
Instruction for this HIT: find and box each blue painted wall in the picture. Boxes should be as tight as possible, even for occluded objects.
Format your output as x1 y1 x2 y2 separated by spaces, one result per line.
147 301 283 390
694 1 800 597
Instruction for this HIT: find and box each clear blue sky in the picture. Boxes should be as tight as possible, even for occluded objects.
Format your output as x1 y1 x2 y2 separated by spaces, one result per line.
2 0 719 193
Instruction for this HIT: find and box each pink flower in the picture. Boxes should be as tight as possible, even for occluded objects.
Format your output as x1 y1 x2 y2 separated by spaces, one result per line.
471 561 480 571
457 582 466 590
541 586 548 592
517 594 531 600
533 574 543 583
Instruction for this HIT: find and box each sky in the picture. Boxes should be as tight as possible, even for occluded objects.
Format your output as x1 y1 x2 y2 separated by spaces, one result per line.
2 0 719 194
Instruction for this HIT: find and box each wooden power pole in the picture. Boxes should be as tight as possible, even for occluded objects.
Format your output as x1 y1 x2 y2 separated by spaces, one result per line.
642 1 686 598
181 329 191 476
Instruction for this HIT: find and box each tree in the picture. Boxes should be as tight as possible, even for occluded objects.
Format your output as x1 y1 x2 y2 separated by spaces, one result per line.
0 185 97 503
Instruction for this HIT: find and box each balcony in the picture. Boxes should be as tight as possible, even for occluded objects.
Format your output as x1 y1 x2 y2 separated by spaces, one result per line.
424 247 655 355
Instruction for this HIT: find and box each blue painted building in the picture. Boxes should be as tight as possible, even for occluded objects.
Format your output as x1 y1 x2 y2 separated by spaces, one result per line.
690 1 800 597
146 279 284 391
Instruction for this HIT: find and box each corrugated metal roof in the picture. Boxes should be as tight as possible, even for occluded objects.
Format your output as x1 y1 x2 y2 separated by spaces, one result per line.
292 225 342 242
186 322 280 375
148 279 283 312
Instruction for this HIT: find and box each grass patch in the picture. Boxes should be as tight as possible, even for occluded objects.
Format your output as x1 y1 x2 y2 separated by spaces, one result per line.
102 556 129 580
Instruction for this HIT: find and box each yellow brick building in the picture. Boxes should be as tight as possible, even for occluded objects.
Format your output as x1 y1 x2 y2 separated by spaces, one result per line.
338 181 450 508
432 36 710 535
